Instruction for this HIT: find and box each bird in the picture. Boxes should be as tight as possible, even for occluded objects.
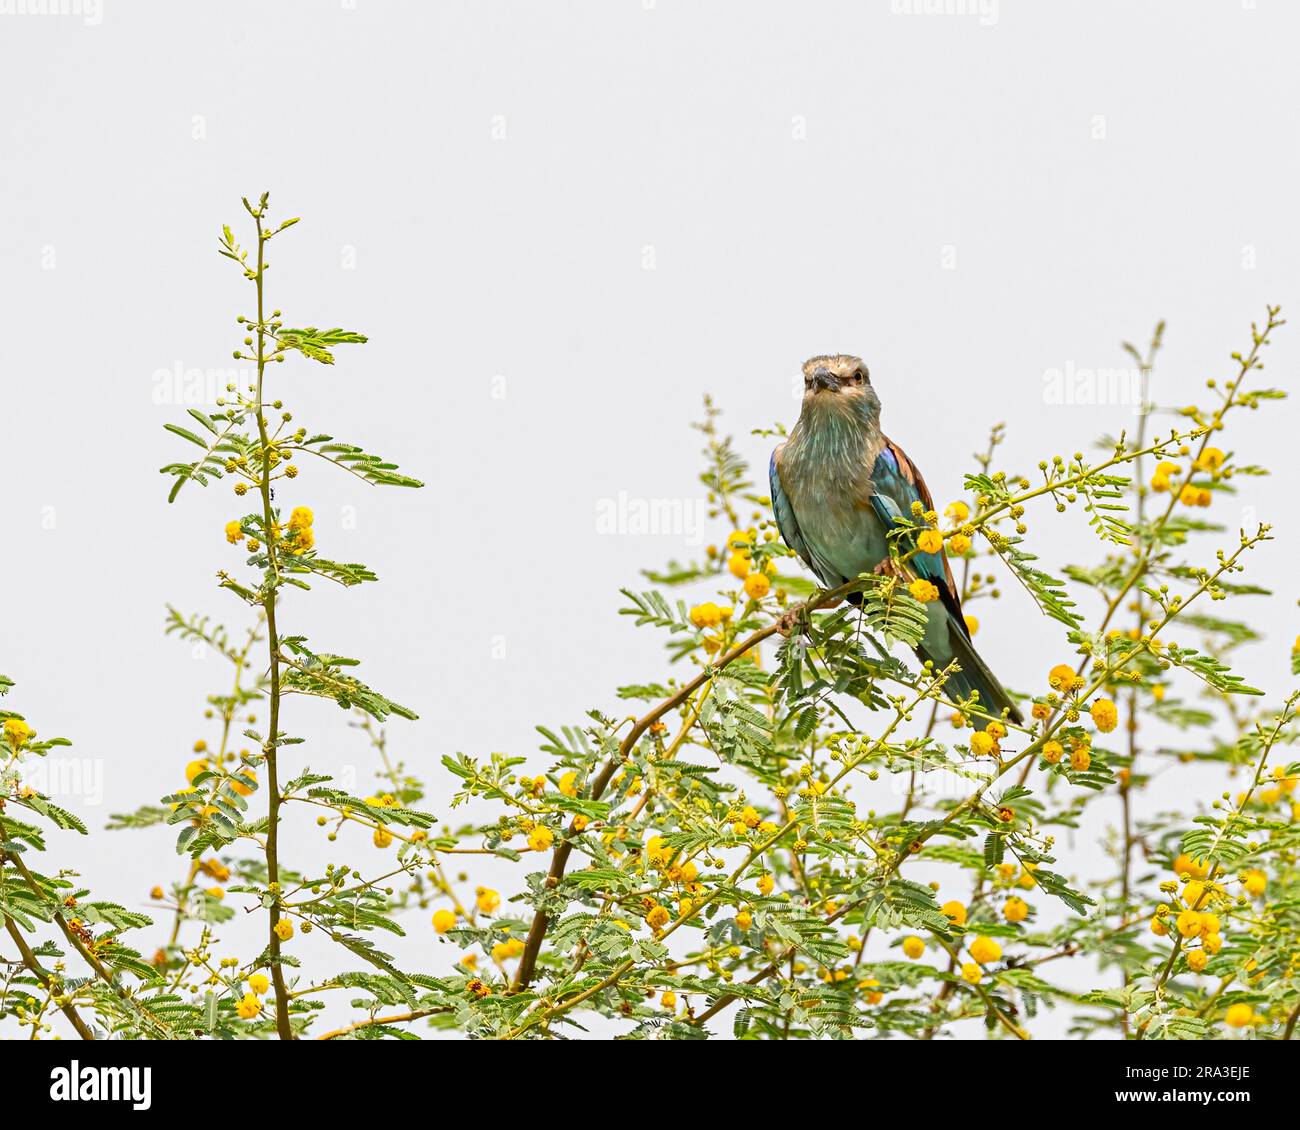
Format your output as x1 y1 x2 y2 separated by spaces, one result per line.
769 354 1021 724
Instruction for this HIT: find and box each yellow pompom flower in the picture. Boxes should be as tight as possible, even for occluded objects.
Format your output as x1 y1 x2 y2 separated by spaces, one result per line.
1070 746 1091 772
970 732 997 758
744 572 771 599
757 874 775 896
1003 896 1029 923
946 501 970 521
916 529 943 554
1175 910 1202 938
476 887 500 914
1203 932 1223 955
1042 740 1064 765
373 826 393 849
661 990 677 1009
1090 698 1118 733
902 936 925 959
941 901 967 926
1241 869 1267 897
199 860 229 886
735 910 753 931
963 614 979 635
1224 1003 1254 1028
727 553 750 579
225 520 245 545
645 836 673 867
247 972 269 995
236 993 262 1019
432 909 457 934
1195 447 1225 472
646 904 671 930
185 759 211 784
4 718 34 749
528 825 554 852
288 506 314 530
948 533 972 555
908 579 939 603
287 525 315 554
689 602 726 629
1173 853 1209 879
968 936 1002 965
558 771 577 798
1150 915 1169 937
1186 949 1208 973
273 918 294 942
1150 461 1180 492
1048 664 1080 692
961 963 982 985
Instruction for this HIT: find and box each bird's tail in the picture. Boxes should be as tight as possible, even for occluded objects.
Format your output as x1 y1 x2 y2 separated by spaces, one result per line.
919 614 1022 725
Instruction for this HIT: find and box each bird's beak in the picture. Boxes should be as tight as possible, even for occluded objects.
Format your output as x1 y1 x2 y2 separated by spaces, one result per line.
811 368 840 393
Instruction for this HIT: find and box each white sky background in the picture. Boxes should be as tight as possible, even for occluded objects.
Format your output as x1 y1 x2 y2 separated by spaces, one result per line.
1 0 1297 1039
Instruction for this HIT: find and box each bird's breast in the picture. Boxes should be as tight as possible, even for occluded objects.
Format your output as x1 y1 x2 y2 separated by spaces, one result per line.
779 429 887 580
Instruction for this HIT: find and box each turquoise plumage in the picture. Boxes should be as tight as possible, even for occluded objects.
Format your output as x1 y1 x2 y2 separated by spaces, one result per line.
771 354 1021 723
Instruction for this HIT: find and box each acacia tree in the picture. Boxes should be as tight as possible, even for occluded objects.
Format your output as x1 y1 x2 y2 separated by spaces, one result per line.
1 201 1295 1040
436 306 1300 1040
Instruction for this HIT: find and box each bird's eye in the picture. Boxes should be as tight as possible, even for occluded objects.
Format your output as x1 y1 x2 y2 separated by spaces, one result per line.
853 371 865 384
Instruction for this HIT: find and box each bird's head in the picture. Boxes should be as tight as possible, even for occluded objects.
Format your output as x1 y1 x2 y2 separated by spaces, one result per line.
799 354 880 428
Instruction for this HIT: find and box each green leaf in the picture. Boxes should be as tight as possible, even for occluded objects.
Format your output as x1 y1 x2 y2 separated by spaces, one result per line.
986 533 1082 629
276 327 368 365
297 435 423 488
164 423 209 449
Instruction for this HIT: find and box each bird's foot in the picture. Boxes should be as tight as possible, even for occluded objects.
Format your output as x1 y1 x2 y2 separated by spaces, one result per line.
775 607 803 637
872 558 902 579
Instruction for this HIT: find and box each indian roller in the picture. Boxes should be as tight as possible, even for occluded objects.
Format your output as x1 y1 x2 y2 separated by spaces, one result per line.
770 354 1021 723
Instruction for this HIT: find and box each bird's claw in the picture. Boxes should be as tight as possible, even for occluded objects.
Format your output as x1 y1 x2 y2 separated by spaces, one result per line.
775 607 803 637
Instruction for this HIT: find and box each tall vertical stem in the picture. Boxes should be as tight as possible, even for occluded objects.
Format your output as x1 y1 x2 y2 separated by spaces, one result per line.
1119 328 1159 1036
251 206 293 1040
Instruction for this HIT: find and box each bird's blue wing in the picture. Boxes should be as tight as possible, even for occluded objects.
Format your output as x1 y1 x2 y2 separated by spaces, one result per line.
770 445 838 587
869 436 964 628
